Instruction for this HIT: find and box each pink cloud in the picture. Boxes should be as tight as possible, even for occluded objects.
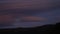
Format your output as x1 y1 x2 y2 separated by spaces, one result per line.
0 15 15 23
20 16 48 22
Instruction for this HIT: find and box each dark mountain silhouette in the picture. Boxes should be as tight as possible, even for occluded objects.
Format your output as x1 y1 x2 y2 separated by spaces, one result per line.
0 22 59 33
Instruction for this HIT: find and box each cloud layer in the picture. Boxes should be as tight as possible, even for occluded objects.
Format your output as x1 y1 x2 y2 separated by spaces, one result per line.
0 0 60 10
21 16 47 22
0 14 15 25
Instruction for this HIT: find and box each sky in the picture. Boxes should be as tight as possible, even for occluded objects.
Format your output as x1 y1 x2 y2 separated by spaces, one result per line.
0 0 60 29
0 0 60 10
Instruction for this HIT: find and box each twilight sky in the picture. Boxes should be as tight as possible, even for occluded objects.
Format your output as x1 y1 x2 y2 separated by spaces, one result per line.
0 0 60 28
0 0 60 10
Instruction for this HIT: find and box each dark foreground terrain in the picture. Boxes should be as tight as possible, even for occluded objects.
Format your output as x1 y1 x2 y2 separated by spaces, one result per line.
0 22 59 33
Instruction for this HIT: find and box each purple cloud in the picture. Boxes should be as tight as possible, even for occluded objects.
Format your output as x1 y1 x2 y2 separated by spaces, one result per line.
0 0 60 10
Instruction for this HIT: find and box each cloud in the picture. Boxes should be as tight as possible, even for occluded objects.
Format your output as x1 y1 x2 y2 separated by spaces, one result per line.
0 15 15 23
0 0 60 10
20 16 47 22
